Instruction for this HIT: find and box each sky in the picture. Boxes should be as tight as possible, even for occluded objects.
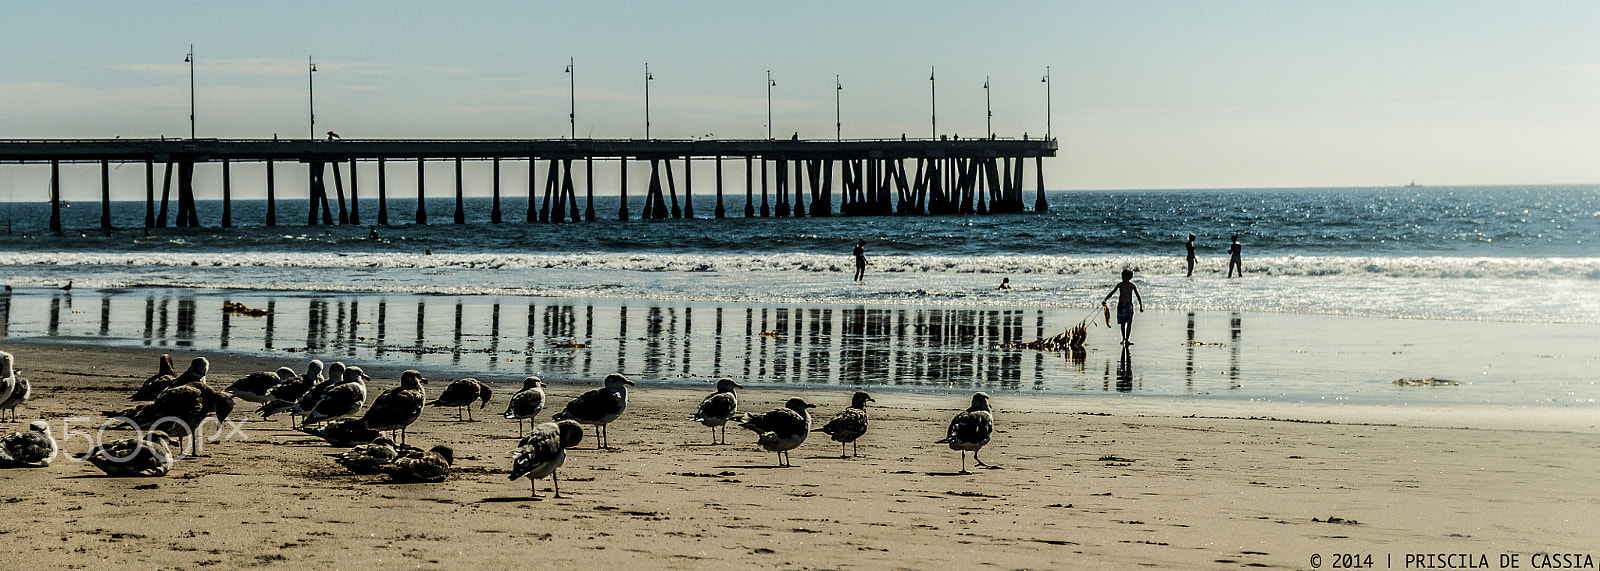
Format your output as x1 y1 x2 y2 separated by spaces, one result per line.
5 0 1600 201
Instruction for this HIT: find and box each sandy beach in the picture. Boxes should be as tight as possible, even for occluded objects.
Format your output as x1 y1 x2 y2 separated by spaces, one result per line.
0 341 1595 569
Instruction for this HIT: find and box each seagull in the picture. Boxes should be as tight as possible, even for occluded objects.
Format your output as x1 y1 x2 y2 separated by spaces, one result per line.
501 376 547 438
337 436 400 474
815 391 874 458
300 417 382 447
257 359 324 427
0 352 17 416
129 354 178 401
552 373 634 449
690 378 742 445
302 366 369 427
0 420 58 468
226 367 298 404
380 445 453 483
361 370 428 444
509 420 583 498
293 361 348 418
84 430 177 477
60 280 72 292
937 392 995 473
429 378 492 422
736 397 816 467
0 372 29 422
127 358 233 455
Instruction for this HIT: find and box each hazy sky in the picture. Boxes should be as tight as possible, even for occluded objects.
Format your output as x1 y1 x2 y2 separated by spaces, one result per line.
5 1 1600 195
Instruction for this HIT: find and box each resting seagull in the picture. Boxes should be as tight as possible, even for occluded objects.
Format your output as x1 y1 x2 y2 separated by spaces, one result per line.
84 430 177 477
337 436 401 474
815 391 875 458
429 378 492 422
552 373 634 449
509 420 584 498
937 392 995 473
380 445 453 483
736 397 816 467
361 370 428 444
691 378 743 445
0 420 59 468
501 376 547 438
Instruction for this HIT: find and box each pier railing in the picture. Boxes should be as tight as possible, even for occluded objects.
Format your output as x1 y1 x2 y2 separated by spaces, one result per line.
0 137 1057 230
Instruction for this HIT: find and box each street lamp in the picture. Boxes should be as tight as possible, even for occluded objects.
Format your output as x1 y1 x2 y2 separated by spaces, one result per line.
835 75 842 142
929 66 937 139
1041 66 1051 140
565 57 575 139
308 56 317 140
984 76 992 139
185 45 195 139
766 71 776 140
645 63 654 139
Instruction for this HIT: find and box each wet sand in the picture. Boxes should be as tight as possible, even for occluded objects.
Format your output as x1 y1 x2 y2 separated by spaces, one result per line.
0 341 1595 569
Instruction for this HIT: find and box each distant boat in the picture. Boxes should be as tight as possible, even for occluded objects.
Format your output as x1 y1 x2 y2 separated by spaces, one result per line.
1404 180 1420 188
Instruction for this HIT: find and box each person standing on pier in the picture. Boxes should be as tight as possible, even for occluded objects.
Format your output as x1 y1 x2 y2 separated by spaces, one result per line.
1227 235 1243 278
1101 269 1144 346
852 239 868 282
1185 233 1197 277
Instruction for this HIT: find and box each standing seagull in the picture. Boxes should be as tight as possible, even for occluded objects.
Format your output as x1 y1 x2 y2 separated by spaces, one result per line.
0 352 17 416
301 366 369 427
937 392 995 473
293 361 348 419
0 420 58 468
501 376 547 438
552 373 634 449
226 367 298 404
690 378 743 445
257 359 324 427
361 370 428 444
84 430 177 477
129 354 178 401
736 398 816 467
815 391 875 458
0 372 29 422
429 378 493 422
128 358 232 456
508 420 584 498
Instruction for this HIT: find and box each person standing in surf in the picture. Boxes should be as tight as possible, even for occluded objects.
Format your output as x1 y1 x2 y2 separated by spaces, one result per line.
852 239 867 282
1101 269 1144 346
1185 233 1197 277
1227 235 1243 278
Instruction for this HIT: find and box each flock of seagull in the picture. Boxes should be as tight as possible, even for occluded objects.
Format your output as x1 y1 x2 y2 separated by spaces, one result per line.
0 350 999 498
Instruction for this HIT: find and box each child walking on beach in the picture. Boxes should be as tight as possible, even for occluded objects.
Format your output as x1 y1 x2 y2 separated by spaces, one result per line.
1101 269 1144 345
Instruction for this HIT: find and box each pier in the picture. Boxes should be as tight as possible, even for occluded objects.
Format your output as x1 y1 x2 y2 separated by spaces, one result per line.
0 137 1056 231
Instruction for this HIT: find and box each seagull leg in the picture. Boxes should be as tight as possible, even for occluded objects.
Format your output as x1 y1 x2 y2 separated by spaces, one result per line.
530 476 541 498
959 451 969 474
552 472 563 499
840 441 848 459
974 452 989 468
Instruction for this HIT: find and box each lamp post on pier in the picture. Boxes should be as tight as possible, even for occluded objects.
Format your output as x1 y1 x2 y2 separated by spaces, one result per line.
185 45 195 139
1041 66 1051 140
645 63 654 139
766 70 776 140
984 76 992 139
308 56 317 140
929 66 937 139
835 75 842 142
565 57 575 139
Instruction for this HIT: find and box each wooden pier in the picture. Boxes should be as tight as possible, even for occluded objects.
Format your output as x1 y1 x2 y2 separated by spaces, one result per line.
0 137 1057 231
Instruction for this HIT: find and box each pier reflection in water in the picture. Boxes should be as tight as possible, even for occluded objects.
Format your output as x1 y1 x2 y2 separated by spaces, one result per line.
0 288 1249 395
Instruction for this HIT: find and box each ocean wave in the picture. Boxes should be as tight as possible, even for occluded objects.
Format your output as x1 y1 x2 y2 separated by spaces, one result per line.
4 252 1599 281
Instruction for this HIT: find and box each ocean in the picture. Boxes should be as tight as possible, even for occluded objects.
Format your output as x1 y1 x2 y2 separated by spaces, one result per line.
0 186 1595 407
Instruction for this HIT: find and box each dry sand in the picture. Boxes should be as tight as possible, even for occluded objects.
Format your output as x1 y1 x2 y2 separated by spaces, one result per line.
0 341 1596 569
